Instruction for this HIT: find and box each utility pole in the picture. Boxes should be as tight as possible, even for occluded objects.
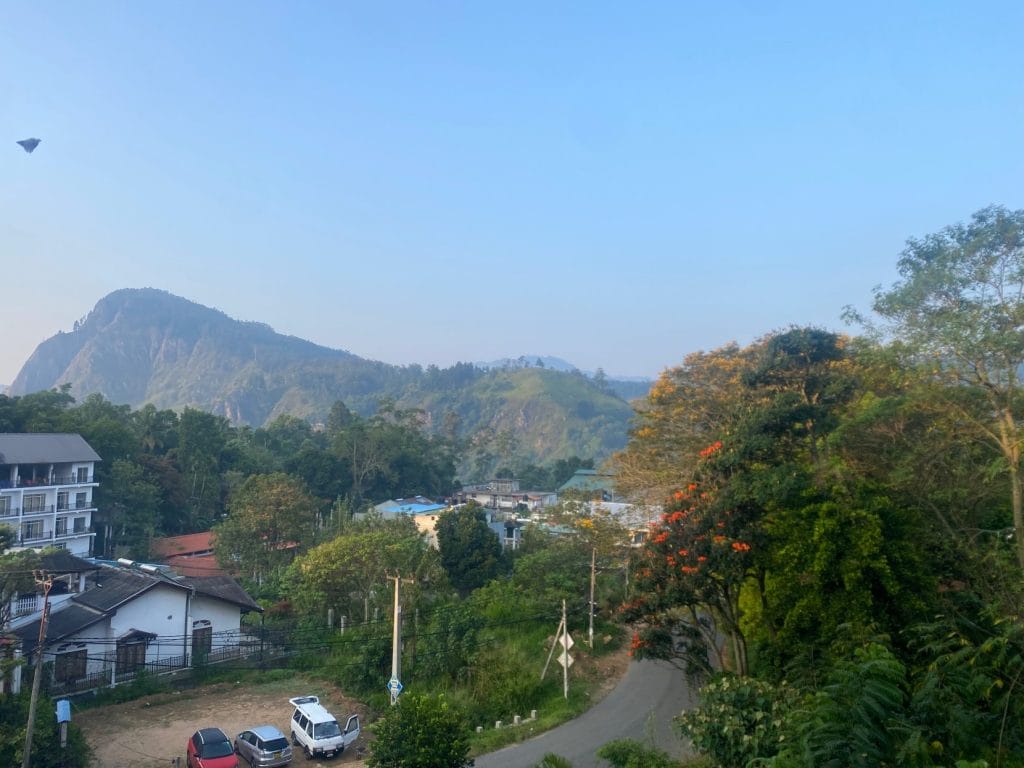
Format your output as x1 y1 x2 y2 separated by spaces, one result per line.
388 573 414 705
588 547 596 649
23 571 54 768
561 599 569 700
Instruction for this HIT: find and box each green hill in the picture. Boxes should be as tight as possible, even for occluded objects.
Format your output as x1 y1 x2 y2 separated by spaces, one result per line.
10 288 641 470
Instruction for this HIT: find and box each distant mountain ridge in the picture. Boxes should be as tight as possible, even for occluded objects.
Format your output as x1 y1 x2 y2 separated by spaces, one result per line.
10 289 644 471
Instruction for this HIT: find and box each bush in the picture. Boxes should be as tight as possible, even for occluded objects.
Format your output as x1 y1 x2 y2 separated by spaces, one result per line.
596 739 677 768
368 693 472 768
677 674 794 768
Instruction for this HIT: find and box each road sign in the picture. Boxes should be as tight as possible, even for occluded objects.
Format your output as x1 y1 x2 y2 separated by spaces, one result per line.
557 650 574 668
387 677 403 697
558 632 574 651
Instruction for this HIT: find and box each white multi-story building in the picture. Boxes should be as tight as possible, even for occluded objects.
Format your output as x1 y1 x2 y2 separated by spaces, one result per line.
0 433 100 557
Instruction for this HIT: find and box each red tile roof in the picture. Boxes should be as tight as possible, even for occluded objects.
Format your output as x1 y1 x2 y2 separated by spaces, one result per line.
150 531 216 558
164 554 227 577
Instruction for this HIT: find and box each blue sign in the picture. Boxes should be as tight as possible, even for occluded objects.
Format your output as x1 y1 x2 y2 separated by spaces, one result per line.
387 677 403 697
56 699 71 723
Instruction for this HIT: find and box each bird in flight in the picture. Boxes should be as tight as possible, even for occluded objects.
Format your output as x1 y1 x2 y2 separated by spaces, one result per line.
17 138 41 153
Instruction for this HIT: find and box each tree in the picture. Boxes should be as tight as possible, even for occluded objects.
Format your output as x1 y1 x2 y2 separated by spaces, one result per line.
214 473 319 583
102 458 161 558
612 342 762 504
863 205 1024 567
288 516 437 623
436 503 502 594
368 693 473 768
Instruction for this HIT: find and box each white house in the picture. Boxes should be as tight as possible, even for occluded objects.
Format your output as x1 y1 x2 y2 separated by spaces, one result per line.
0 433 100 557
11 561 261 695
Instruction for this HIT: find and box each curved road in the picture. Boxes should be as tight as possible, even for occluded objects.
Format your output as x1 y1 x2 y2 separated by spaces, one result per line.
474 659 695 768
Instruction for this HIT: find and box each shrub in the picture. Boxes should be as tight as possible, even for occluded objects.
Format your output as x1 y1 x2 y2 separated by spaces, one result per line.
677 674 794 768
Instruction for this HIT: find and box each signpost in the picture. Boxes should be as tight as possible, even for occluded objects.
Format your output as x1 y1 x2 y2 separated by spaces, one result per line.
387 677 403 705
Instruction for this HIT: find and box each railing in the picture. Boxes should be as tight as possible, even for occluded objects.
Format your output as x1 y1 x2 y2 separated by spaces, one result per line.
50 670 111 696
22 505 55 516
57 500 94 512
12 594 41 617
0 506 17 518
18 531 54 544
0 474 95 489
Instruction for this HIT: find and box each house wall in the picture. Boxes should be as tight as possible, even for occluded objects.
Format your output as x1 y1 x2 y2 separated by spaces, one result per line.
49 615 113 680
108 584 191 662
191 595 243 649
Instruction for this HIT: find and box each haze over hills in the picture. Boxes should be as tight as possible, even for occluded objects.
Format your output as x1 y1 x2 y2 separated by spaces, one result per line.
10 289 646 469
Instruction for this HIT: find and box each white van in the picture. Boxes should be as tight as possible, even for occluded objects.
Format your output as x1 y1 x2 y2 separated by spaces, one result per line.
288 695 360 759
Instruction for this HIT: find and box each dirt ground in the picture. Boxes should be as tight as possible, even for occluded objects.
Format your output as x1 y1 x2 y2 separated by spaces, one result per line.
74 677 373 768
74 647 630 768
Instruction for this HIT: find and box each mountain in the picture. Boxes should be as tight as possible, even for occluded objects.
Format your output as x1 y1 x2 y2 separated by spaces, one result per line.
10 289 640 470
476 356 653 401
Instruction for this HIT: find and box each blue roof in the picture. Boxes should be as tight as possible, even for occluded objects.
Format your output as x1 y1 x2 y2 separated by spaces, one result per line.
375 497 447 515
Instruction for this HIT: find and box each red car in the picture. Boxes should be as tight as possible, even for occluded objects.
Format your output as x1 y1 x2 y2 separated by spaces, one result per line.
187 728 239 768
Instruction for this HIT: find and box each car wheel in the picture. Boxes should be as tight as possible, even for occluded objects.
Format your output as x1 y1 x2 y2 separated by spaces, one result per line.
304 745 313 760
291 732 298 746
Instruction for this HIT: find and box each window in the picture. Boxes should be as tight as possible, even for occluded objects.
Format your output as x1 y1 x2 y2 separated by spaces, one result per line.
54 644 87 682
192 620 212 657
57 491 69 511
22 521 43 541
116 639 147 676
76 467 90 483
24 494 45 513
73 517 86 534
76 492 88 509
56 518 67 537
0 496 9 516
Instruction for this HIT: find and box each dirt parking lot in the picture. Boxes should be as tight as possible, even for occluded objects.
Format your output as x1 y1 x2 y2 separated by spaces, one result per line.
74 675 373 768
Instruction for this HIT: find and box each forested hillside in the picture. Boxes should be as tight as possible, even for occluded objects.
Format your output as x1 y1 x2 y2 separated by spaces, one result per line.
9 288 640 473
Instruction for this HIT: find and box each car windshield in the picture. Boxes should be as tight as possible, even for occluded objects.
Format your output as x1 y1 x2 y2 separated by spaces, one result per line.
314 721 341 739
262 737 289 751
201 739 234 759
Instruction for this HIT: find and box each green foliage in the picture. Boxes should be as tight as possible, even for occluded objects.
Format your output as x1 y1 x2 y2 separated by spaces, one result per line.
437 503 503 594
368 693 473 768
415 601 484 681
596 739 678 768
0 691 93 768
214 472 320 582
534 754 574 768
677 674 794 768
286 515 438 624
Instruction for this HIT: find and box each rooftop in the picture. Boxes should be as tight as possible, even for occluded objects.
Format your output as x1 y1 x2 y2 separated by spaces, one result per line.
0 433 102 465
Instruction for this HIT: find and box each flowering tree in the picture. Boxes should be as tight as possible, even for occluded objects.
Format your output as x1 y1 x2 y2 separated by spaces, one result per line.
623 445 758 676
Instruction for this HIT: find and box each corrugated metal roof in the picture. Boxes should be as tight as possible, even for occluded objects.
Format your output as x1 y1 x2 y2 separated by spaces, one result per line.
13 603 107 647
180 575 262 612
77 568 189 612
0 433 102 464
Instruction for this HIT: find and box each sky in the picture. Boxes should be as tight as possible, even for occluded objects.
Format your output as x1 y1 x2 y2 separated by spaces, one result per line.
2 1 1023 386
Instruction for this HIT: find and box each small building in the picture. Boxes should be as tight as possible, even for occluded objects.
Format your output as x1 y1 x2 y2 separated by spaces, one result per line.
462 478 556 515
11 560 261 696
367 497 449 547
557 469 621 502
0 433 101 556
151 531 226 577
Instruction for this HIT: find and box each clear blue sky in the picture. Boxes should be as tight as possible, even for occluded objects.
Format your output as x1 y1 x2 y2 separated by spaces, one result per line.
3 1 1022 385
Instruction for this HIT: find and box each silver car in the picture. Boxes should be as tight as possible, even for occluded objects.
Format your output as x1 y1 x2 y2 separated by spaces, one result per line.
234 725 293 767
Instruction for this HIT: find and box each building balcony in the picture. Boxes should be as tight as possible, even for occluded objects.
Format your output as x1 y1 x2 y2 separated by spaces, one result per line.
22 505 55 517
0 474 95 490
17 530 54 545
56 501 95 513
0 506 19 518
55 527 92 540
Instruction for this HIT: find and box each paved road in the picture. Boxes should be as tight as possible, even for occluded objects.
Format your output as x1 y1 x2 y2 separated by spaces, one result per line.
474 659 695 768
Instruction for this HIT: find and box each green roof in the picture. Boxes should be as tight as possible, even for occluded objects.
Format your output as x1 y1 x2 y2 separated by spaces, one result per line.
558 469 616 495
